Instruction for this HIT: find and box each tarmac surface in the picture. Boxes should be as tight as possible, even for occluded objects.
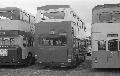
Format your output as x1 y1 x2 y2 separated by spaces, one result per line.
0 56 120 76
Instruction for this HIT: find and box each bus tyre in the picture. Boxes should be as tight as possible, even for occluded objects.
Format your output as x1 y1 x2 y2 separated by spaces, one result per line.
72 61 77 68
82 56 86 62
76 55 80 65
70 60 78 68
27 53 35 66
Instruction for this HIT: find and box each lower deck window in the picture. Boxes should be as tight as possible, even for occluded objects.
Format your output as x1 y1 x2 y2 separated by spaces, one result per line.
39 35 67 46
98 40 106 50
0 37 15 45
108 39 118 51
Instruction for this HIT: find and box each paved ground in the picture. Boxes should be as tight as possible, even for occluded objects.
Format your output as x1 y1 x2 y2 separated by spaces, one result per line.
0 56 120 76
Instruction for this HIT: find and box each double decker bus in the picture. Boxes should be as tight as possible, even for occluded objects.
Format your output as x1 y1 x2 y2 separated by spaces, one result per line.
35 5 87 67
0 7 35 65
92 4 120 68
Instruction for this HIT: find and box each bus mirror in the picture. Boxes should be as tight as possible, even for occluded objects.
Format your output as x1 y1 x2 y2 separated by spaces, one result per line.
23 43 26 47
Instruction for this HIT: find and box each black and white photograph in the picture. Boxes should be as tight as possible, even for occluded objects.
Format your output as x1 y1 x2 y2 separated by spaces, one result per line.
0 0 120 76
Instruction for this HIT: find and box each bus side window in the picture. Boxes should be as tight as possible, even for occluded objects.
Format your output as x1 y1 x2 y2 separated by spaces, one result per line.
108 39 118 51
98 40 106 50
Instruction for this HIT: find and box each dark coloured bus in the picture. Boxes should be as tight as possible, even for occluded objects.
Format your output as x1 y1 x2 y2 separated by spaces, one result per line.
35 5 87 67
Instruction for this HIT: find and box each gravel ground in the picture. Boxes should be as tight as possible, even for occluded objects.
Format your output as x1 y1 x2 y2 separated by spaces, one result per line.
0 56 120 76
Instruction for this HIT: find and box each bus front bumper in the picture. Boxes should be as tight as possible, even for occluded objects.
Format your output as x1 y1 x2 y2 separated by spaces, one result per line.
38 61 72 67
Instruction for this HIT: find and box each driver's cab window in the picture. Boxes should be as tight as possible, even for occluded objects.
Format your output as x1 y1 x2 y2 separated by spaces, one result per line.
108 39 118 51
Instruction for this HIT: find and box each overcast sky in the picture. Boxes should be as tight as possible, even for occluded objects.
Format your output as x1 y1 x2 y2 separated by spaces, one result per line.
0 0 120 36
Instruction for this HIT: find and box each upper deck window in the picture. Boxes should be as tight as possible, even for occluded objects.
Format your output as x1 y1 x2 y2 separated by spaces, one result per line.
99 13 112 22
41 11 65 20
0 10 19 20
112 13 120 21
99 12 120 22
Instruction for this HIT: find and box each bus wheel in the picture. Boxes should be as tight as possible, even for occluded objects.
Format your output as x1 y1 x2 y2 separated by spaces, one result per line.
70 62 77 68
75 55 80 65
27 53 35 66
82 56 86 62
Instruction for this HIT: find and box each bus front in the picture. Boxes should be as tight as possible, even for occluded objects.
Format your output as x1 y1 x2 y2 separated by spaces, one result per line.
0 30 23 65
0 7 36 65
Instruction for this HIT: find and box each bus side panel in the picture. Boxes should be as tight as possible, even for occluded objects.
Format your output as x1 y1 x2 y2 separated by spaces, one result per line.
92 23 120 68
92 51 120 68
92 51 108 68
36 47 68 62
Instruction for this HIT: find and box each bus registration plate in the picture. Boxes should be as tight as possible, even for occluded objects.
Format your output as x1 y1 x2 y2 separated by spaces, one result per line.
0 49 8 56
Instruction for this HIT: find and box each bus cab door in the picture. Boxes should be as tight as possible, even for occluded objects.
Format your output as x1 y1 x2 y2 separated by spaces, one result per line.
107 39 120 68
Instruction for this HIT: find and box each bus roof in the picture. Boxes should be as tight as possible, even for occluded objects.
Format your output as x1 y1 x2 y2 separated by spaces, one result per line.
92 4 120 11
0 7 35 16
37 5 70 11
0 7 21 12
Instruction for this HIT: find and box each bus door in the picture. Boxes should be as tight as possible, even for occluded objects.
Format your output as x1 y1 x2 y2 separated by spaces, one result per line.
107 39 118 66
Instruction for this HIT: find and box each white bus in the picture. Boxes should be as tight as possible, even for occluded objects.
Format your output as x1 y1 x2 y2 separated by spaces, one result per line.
0 7 36 66
92 4 120 68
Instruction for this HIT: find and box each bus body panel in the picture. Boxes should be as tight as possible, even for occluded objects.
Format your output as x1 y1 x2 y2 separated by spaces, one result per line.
0 47 22 65
37 46 68 62
0 20 32 32
0 21 35 65
92 51 120 68
92 23 120 68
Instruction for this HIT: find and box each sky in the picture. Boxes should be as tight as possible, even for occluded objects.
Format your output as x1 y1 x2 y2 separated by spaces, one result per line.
0 0 120 36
